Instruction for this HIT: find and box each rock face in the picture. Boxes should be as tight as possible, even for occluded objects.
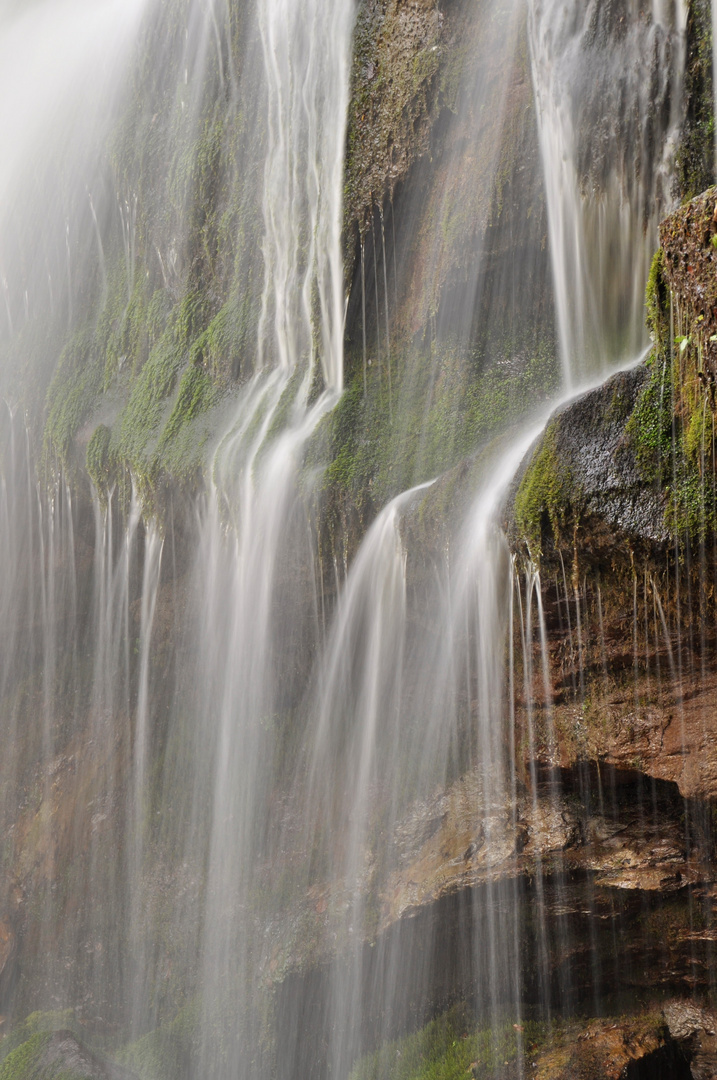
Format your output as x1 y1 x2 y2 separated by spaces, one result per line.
660 186 717 350
0 8 714 1079
504 354 717 797
379 764 700 931
529 1014 689 1080
664 1002 717 1080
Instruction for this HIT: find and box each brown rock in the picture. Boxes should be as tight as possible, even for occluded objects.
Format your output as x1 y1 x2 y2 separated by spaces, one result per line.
664 1001 717 1080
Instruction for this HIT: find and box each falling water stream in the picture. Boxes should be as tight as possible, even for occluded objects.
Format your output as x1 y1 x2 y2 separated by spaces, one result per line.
0 0 708 1076
529 0 687 386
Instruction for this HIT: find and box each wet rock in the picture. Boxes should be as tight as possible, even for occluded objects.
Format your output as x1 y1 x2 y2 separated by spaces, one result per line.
263 760 707 978
530 1014 681 1080
0 920 17 1013
377 761 711 931
505 364 668 561
664 1001 717 1080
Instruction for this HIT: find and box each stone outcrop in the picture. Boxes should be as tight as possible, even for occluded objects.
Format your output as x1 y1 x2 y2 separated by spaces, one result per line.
507 365 668 560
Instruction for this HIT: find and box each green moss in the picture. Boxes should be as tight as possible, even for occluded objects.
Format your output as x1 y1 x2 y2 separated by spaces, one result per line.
627 226 717 543
115 1000 200 1080
309 339 559 548
343 0 452 233
626 343 717 541
349 1007 676 1080
645 249 670 353
158 366 215 447
111 330 183 476
189 297 255 382
43 329 102 470
0 1033 51 1080
625 355 673 486
0 1015 74 1066
513 422 572 558
0 1022 122 1080
350 1006 545 1080
150 363 219 488
86 425 113 495
175 292 210 350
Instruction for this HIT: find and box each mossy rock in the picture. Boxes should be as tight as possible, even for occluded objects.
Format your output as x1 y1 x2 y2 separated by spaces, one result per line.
513 420 571 559
0 1031 137 1080
645 248 670 355
115 1001 199 1080
86 425 113 498
508 365 666 569
350 1005 546 1080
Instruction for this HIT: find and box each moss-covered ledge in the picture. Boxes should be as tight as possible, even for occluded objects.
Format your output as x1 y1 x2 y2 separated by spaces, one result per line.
505 364 665 569
0 1025 138 1080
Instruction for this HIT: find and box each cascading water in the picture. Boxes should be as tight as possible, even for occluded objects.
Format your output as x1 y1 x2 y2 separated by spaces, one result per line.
528 0 687 386
277 0 693 1070
135 0 354 1072
0 0 714 1076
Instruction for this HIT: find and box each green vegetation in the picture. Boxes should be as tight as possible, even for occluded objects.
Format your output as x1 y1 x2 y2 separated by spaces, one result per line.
8 0 261 507
627 233 717 540
350 1006 544 1080
309 341 559 542
343 0 444 233
349 1005 673 1080
0 1014 75 1066
513 422 572 559
44 329 102 471
645 249 670 354
624 355 673 487
0 1011 104 1080
0 1033 51 1080
158 366 214 449
347 1002 548 1080
115 1000 199 1080
86 425 112 495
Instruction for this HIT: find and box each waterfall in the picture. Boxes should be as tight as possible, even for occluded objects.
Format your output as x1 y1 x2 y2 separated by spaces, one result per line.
285 0 691 1067
143 0 355 1072
528 0 687 387
0 0 710 1073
